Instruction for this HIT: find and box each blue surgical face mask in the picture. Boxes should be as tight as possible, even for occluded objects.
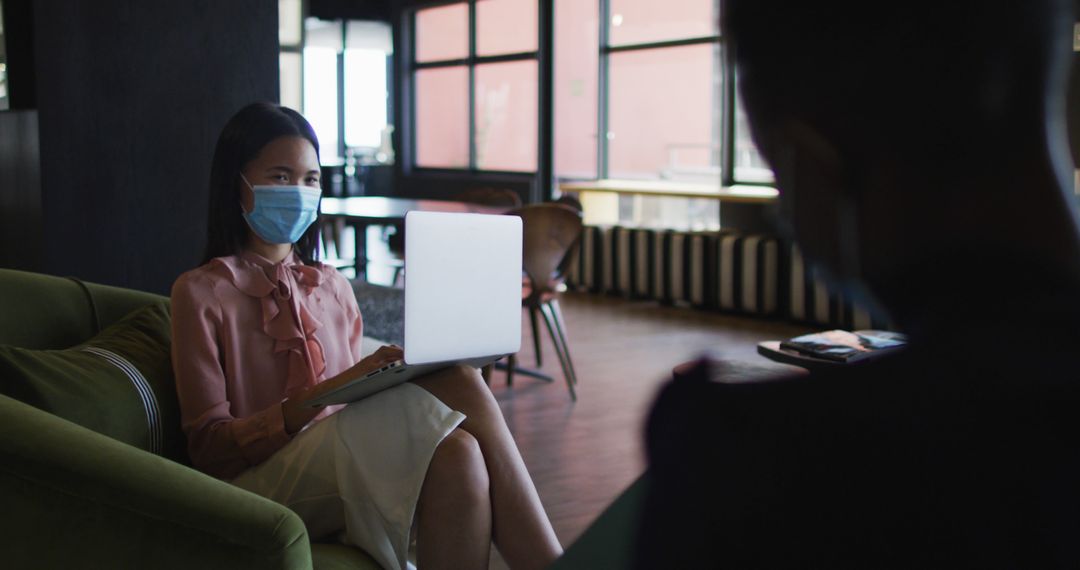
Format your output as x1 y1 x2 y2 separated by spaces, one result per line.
241 174 322 245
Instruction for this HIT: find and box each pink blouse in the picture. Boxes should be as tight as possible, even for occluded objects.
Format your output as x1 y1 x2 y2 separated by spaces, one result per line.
170 251 363 479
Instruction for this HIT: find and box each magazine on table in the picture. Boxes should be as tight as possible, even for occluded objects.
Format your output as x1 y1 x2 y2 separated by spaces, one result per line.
779 329 907 363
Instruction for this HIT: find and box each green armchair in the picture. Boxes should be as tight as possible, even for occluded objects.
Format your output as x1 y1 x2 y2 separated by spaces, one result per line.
0 269 380 569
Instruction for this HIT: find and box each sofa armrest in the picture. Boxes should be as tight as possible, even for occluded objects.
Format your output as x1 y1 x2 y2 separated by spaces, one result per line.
0 394 313 570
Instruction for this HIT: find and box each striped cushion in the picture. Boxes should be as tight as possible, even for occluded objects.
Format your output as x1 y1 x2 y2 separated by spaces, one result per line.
0 302 185 461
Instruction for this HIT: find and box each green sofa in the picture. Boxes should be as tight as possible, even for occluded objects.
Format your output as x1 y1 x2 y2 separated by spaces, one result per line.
0 268 380 569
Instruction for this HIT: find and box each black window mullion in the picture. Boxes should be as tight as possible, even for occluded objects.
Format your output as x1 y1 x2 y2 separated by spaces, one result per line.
598 0 610 179
413 51 537 71
721 40 735 187
537 0 554 202
413 58 471 70
405 9 418 174
468 0 477 171
604 35 721 54
337 21 347 161
474 52 539 64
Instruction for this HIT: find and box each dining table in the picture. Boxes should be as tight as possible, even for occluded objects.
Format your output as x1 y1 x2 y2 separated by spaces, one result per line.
319 196 512 277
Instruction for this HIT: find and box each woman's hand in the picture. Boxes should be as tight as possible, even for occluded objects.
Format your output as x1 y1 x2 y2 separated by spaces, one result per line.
281 345 404 434
335 345 405 387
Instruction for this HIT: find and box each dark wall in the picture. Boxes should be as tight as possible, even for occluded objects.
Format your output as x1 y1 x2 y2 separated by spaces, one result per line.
1061 5 1080 168
29 0 278 295
0 110 42 271
1 0 37 109
1073 3 1080 166
1069 52 1080 167
310 0 391 20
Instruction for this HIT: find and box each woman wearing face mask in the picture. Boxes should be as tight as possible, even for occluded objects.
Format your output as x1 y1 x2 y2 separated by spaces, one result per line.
170 102 561 570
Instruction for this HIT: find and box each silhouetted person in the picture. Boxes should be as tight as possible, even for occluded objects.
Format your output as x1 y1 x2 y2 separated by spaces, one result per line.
638 0 1080 567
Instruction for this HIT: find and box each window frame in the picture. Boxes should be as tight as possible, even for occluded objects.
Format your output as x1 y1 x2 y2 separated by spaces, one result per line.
407 0 544 176
595 0 724 183
284 8 395 164
397 0 769 203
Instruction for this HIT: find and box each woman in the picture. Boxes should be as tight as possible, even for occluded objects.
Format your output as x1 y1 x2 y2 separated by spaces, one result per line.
171 102 561 570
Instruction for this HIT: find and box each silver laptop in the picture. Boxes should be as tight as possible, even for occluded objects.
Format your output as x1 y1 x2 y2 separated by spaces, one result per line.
305 211 522 407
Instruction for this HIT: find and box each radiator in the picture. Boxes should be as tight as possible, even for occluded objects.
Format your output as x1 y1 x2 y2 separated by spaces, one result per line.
567 225 893 330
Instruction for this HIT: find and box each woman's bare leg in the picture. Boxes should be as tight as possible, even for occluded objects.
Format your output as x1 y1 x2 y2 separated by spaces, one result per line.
413 366 563 570
416 428 492 570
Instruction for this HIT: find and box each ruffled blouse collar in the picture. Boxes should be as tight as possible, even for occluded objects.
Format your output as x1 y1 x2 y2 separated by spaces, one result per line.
222 250 324 295
211 250 327 397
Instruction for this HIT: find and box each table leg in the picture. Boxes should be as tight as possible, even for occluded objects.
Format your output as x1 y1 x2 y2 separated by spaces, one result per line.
348 221 369 279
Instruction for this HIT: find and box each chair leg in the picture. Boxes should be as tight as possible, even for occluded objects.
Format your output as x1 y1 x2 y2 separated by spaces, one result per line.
481 363 493 385
353 222 368 280
529 305 543 367
539 301 577 401
332 218 345 259
547 298 579 386
320 225 332 258
321 221 338 260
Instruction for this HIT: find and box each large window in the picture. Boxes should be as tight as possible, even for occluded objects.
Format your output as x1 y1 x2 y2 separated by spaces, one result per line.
606 42 717 181
279 0 393 164
554 0 768 185
411 0 539 173
603 0 719 183
407 0 771 187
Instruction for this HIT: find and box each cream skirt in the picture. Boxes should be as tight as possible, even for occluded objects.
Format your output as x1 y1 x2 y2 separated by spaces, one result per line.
230 382 466 570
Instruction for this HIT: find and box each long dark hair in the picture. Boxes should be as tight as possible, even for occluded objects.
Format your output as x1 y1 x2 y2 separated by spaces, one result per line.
202 102 322 266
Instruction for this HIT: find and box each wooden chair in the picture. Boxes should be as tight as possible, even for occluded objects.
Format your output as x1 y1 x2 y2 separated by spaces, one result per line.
505 203 584 401
386 188 523 286
517 195 583 373
454 187 523 209
554 193 583 213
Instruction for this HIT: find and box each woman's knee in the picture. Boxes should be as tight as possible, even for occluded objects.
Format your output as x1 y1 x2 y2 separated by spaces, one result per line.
413 366 505 430
421 365 497 404
446 364 488 392
429 429 489 497
451 365 501 406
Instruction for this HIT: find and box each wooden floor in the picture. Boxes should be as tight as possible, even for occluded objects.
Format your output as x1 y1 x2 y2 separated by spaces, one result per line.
484 291 811 565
